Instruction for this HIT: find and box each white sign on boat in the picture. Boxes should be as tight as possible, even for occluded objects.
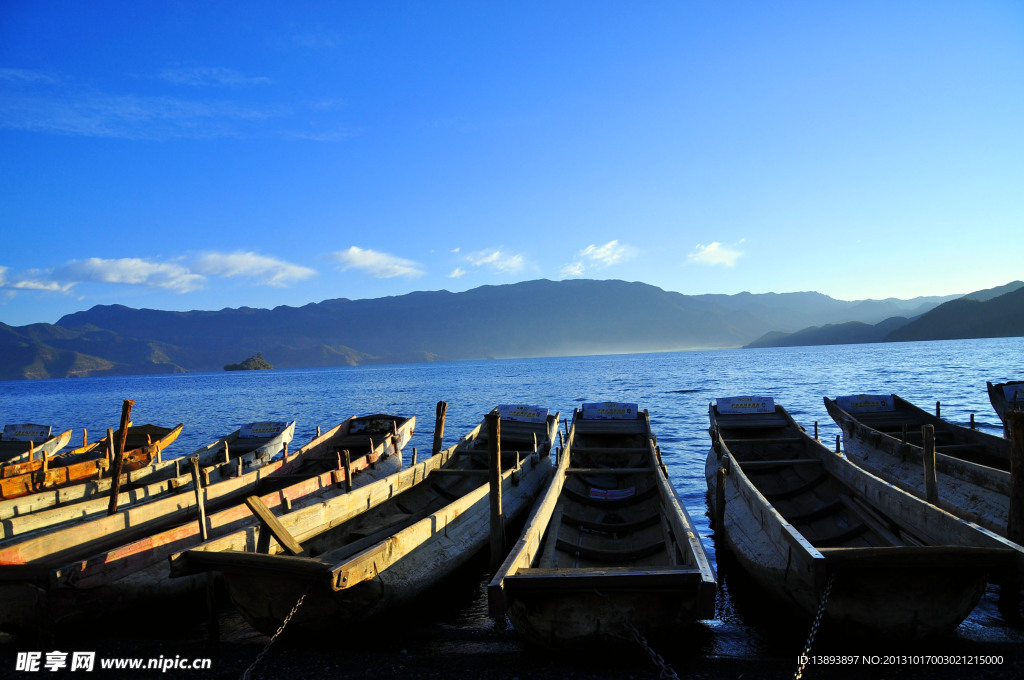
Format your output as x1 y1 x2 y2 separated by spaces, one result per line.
836 394 895 413
497 404 549 423
240 421 291 439
716 396 775 414
2 424 51 441
581 402 639 419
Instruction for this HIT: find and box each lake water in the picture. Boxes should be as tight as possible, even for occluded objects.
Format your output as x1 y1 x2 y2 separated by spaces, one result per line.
2 336 1022 659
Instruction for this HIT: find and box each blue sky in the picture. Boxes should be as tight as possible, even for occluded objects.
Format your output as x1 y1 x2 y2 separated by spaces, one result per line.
2 1 1022 327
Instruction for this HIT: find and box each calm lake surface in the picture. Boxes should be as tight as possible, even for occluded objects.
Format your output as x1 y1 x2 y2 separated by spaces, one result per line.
2 336 1022 658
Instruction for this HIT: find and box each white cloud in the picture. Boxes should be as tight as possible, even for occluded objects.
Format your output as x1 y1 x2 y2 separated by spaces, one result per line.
466 249 524 273
194 251 317 287
53 257 206 292
331 247 424 278
579 240 629 266
448 267 467 279
159 67 272 88
559 262 585 277
688 242 743 266
0 265 73 293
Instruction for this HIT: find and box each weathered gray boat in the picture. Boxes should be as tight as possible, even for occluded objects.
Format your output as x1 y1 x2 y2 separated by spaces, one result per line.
489 403 716 650
170 405 558 636
824 393 1011 536
708 396 1019 639
0 425 73 465
987 381 1024 438
0 414 412 635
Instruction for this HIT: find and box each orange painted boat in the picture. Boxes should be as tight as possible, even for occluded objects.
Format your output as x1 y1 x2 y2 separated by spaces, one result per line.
0 424 183 500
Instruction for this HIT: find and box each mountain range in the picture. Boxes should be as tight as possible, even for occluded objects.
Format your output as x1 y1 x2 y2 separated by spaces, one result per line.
1 279 1020 380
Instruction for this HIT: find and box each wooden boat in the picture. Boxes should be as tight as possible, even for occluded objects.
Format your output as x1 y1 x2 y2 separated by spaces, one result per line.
170 405 558 636
987 381 1024 438
0 421 295 542
707 396 1019 639
0 413 413 635
489 403 716 650
0 423 184 500
0 422 303 519
824 394 1011 536
0 425 73 465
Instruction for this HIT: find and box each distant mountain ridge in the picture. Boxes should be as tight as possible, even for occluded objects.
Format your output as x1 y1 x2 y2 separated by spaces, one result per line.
745 281 1024 348
0 278 1018 379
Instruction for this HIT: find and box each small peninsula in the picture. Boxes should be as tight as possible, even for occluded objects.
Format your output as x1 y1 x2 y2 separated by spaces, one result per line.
224 353 274 371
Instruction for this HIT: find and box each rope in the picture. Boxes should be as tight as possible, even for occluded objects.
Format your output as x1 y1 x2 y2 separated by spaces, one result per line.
794 572 836 680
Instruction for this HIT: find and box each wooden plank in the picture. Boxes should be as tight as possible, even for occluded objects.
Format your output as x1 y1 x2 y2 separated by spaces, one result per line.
244 496 304 556
565 467 654 475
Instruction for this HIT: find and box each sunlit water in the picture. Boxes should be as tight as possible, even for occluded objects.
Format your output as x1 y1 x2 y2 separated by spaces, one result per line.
2 337 1022 658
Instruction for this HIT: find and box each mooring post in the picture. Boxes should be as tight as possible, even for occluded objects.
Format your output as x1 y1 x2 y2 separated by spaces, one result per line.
486 412 504 573
411 447 418 465
715 463 728 533
935 401 941 418
190 456 208 541
922 424 938 504
107 399 134 516
999 410 1024 622
432 401 447 455
835 434 841 454
343 450 353 492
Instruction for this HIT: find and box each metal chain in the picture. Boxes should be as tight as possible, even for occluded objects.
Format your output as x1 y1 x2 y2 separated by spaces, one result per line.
595 590 680 680
241 591 307 680
623 619 680 680
794 572 836 680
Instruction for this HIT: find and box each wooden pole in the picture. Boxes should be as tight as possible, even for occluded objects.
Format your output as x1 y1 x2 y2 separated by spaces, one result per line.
970 413 976 430
814 421 818 440
935 401 941 418
343 450 353 492
835 434 841 454
922 424 938 504
106 429 114 464
411 447 418 465
486 412 504 573
432 401 447 455
715 464 727 532
1007 410 1024 547
190 456 208 541
1000 410 1024 621
83 429 88 448
106 400 134 516
28 441 34 462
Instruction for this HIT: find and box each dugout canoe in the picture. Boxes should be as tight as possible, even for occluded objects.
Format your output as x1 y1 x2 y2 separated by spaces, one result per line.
707 396 1019 639
0 421 296 543
0 413 412 635
489 403 716 650
824 394 1011 536
170 404 558 637
0 424 184 501
987 381 1024 439
0 426 73 465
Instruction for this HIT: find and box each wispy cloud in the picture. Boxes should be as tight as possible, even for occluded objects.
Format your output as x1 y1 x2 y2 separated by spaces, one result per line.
0 68 60 85
688 241 743 266
159 67 273 88
0 91 279 140
0 265 74 293
448 267 467 279
331 247 424 278
559 262 585 277
193 251 317 287
465 249 524 273
53 258 206 292
0 69 349 142
561 240 633 278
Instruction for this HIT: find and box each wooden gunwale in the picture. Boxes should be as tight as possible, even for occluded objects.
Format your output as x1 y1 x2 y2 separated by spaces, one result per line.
0 429 73 466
